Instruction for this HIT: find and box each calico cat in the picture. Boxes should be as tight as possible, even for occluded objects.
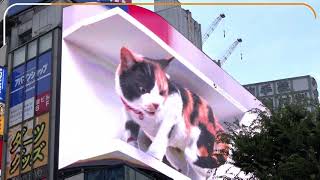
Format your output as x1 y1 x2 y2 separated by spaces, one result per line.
115 47 229 179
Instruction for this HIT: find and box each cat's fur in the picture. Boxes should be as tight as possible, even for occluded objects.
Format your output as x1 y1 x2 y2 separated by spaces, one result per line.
115 47 229 179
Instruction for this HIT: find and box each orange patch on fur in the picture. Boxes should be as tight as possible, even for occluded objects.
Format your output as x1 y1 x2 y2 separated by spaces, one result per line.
183 90 194 132
191 96 229 159
154 64 168 97
198 146 209 157
197 98 223 137
119 47 144 74
197 97 209 124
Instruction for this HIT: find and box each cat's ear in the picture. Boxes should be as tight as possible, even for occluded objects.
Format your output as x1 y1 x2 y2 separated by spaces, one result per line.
120 47 143 71
120 47 135 70
158 56 174 70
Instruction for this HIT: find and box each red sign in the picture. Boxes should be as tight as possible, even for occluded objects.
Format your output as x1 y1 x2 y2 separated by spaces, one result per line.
35 91 50 116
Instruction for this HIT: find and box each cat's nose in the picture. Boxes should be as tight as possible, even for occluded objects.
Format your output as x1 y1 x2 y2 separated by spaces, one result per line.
152 103 159 110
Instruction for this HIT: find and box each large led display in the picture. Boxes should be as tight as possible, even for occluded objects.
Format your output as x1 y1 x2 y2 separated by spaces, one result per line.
60 5 261 180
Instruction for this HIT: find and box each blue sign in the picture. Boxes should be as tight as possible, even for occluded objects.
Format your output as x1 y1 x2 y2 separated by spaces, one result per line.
10 64 25 107
0 67 7 103
37 51 52 95
10 50 52 107
10 59 37 107
26 59 37 99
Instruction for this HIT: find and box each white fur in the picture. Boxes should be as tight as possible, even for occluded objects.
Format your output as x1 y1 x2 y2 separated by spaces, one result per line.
116 74 166 118
166 73 171 79
184 127 201 162
116 73 182 138
116 72 213 180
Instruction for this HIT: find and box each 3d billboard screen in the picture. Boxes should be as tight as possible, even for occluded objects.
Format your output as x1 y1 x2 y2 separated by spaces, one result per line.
60 5 234 180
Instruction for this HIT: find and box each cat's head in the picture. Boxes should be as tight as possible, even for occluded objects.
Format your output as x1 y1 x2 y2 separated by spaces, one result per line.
115 47 173 116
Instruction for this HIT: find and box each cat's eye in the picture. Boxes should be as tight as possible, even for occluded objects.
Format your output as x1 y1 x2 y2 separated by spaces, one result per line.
139 87 146 94
159 90 166 96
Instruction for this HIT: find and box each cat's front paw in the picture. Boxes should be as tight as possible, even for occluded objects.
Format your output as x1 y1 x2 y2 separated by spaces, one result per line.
147 149 164 160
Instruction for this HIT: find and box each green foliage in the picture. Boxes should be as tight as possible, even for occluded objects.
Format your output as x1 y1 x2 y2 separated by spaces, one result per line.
226 104 320 180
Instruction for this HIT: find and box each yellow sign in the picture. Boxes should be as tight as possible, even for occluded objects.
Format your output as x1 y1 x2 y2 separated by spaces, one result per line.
5 113 49 179
21 120 34 174
0 103 4 135
6 125 21 179
34 113 49 169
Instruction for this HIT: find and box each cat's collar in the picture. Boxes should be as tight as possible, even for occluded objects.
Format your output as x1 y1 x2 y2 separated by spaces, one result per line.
120 98 144 120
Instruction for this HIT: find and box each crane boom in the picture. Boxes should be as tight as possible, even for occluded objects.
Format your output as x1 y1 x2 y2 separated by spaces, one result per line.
218 38 242 66
202 14 225 44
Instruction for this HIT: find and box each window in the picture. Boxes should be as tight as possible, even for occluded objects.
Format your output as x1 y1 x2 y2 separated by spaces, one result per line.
293 92 308 102
135 172 152 180
260 83 272 96
278 95 292 107
18 29 32 45
87 170 104 180
13 46 26 67
39 33 52 54
124 166 153 180
106 166 124 180
277 81 290 93
28 40 37 60
246 86 256 96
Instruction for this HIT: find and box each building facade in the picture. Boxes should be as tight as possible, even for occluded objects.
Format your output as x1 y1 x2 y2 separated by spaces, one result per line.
59 164 159 180
243 75 319 110
1 1 63 180
58 153 171 180
154 0 202 49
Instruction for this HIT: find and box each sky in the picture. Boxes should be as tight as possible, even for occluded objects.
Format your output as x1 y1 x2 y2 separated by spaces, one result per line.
136 0 320 87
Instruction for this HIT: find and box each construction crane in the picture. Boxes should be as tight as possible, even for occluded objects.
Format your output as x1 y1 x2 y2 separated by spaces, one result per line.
202 14 226 44
217 38 242 66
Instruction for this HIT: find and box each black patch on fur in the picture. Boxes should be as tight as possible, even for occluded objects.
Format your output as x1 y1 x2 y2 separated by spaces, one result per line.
197 123 214 155
120 62 155 101
168 81 178 95
125 120 140 138
190 93 200 125
177 86 188 112
194 124 219 169
217 154 227 164
194 157 218 169
167 125 176 139
207 105 215 124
